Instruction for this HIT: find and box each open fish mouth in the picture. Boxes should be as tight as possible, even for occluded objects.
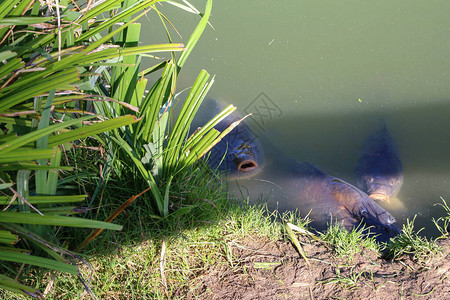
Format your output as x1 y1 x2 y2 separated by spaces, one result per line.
369 193 390 202
237 159 259 173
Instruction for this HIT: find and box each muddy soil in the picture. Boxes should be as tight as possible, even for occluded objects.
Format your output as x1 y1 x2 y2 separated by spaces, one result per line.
175 237 450 299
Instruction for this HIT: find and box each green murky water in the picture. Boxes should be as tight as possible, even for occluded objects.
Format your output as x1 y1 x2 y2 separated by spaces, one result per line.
142 1 450 236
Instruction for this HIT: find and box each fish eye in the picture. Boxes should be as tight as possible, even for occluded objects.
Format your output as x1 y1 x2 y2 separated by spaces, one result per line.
368 177 374 183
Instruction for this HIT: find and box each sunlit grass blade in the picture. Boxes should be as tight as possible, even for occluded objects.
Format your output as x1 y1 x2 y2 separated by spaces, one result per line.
285 222 310 267
76 0 158 43
137 60 177 142
0 68 80 111
164 70 211 174
197 114 247 159
47 115 139 147
0 0 23 20
178 0 212 68
0 57 24 80
183 129 219 166
163 176 173 217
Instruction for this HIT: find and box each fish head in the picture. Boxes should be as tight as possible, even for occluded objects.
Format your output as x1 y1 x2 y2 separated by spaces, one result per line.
230 141 261 174
355 124 404 202
351 194 402 242
332 179 401 241
229 141 261 176
193 98 263 178
358 174 404 202
209 137 263 179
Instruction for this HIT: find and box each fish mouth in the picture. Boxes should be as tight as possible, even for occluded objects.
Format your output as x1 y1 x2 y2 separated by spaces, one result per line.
237 159 259 173
369 193 390 202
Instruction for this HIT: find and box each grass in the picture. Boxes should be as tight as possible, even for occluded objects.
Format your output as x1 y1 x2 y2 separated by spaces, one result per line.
384 215 442 266
432 197 450 238
319 266 367 290
319 223 380 263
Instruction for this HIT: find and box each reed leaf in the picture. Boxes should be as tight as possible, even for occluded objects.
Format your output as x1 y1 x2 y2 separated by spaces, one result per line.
0 230 18 245
0 148 56 163
0 195 86 205
0 115 96 154
0 251 77 274
0 212 122 230
47 115 139 147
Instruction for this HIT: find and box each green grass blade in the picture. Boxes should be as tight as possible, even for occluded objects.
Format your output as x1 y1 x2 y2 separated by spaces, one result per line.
0 16 53 25
0 58 24 81
0 274 40 297
0 251 77 274
76 0 154 43
0 212 123 230
183 129 219 166
0 230 18 245
0 195 86 205
47 115 138 147
38 206 84 215
0 114 96 154
136 60 177 142
164 70 210 174
183 104 236 152
0 148 56 163
0 163 72 171
0 68 80 112
163 176 173 217
0 0 21 20
35 90 55 197
16 170 31 213
178 0 212 68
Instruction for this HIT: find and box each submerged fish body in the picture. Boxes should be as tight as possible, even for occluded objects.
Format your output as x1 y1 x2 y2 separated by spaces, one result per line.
355 125 403 202
194 99 264 178
284 162 401 242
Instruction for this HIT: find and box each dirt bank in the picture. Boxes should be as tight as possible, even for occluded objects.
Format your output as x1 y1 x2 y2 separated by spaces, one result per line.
175 237 450 299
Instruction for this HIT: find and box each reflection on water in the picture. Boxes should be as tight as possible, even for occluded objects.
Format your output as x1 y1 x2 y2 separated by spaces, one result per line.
142 1 450 237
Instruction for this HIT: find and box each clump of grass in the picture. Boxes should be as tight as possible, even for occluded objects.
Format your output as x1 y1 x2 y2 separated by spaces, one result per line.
319 223 379 262
281 209 312 231
225 199 305 240
384 215 442 265
319 266 367 290
432 197 450 238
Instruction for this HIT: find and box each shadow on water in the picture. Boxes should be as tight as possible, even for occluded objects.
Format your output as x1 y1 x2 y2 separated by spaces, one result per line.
226 98 450 238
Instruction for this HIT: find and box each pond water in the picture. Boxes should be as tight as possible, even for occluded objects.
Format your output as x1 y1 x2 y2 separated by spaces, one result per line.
142 1 450 237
